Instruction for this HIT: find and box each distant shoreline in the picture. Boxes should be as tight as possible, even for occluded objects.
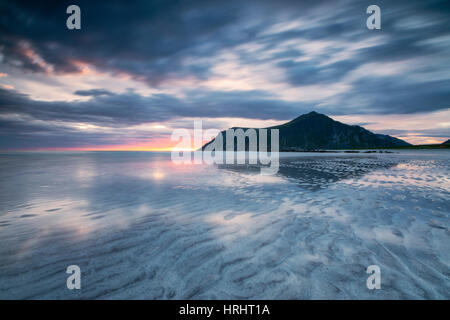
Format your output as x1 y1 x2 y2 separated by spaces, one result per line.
361 144 449 150
280 144 449 152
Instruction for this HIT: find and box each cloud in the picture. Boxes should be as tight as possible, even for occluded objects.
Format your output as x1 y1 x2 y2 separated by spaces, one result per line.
0 88 309 126
74 89 113 96
0 0 449 148
278 59 359 86
375 128 450 138
1 0 247 85
1 0 448 86
334 77 450 115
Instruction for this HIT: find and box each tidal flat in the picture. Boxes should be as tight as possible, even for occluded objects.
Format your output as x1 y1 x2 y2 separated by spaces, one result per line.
0 150 448 299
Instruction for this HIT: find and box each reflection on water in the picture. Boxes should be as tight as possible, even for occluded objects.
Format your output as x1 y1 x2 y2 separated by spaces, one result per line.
0 151 449 299
218 156 399 191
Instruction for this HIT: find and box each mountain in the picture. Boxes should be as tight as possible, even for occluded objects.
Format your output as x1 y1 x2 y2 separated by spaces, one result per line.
202 111 411 151
442 139 450 145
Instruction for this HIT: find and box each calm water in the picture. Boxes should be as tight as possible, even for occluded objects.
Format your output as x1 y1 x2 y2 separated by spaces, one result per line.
0 151 449 299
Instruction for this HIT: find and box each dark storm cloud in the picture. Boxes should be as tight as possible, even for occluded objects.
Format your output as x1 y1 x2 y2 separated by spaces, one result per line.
335 77 450 115
74 89 113 96
2 0 444 85
0 88 181 126
277 60 359 86
0 117 167 149
1 0 448 88
0 0 252 84
0 88 308 127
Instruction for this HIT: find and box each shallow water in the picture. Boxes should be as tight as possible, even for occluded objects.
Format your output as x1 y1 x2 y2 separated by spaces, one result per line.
0 151 448 299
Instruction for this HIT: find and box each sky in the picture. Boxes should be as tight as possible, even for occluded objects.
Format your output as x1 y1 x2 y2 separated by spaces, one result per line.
0 0 449 150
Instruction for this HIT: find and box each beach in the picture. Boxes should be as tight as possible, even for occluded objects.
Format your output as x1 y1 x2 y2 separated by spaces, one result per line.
0 151 448 299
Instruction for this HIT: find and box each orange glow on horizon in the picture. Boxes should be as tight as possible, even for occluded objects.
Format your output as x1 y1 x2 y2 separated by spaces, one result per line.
11 143 197 152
